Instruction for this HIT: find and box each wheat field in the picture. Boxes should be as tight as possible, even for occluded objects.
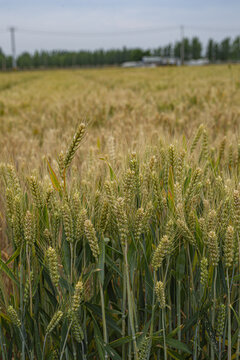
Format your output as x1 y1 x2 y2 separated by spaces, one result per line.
0 65 240 359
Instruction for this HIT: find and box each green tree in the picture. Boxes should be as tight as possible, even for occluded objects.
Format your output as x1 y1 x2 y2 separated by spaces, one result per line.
32 51 40 68
0 48 6 70
231 36 240 61
214 42 220 61
183 38 191 60
220 37 231 61
174 41 181 58
191 37 202 59
206 39 214 61
153 47 162 56
17 52 32 68
129 48 144 62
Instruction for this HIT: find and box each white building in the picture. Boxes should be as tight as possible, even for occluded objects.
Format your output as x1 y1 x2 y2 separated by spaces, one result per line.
185 58 209 66
142 56 180 66
122 61 143 68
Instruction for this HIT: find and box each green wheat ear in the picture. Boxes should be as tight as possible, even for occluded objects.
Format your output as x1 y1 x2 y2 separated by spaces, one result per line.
12 195 24 248
84 219 100 260
202 129 209 160
99 199 109 233
233 190 240 232
29 175 43 209
207 231 219 267
200 257 208 286
72 318 84 343
224 225 234 268
23 272 34 304
219 136 226 161
123 168 135 205
24 210 35 246
58 150 65 179
7 305 21 327
138 336 152 360
217 304 226 337
64 123 86 170
168 143 176 176
62 202 73 243
46 246 60 287
152 235 170 271
72 279 84 313
115 197 128 248
155 281 166 308
46 310 63 334
134 207 145 242
190 124 204 154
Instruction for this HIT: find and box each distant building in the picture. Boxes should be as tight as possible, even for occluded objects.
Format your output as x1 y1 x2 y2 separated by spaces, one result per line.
122 57 181 67
121 57 209 68
142 56 180 66
185 58 209 66
122 61 143 68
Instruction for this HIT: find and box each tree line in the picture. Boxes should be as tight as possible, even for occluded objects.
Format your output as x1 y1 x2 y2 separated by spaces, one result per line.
0 36 239 69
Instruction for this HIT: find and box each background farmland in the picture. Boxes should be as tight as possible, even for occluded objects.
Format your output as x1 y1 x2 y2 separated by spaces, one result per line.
0 65 239 167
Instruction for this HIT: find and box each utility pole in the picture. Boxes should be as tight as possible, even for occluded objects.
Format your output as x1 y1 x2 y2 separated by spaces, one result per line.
9 27 17 69
180 25 184 65
212 41 215 63
239 36 240 63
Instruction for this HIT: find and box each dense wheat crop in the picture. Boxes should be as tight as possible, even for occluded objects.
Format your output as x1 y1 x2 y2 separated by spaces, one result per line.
0 65 240 359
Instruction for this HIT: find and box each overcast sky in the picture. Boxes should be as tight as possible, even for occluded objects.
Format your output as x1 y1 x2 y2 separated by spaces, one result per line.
0 0 239 55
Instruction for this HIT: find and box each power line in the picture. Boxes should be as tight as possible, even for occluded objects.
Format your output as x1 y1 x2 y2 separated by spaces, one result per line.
11 25 239 38
1 25 238 45
185 26 240 33
17 25 179 37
